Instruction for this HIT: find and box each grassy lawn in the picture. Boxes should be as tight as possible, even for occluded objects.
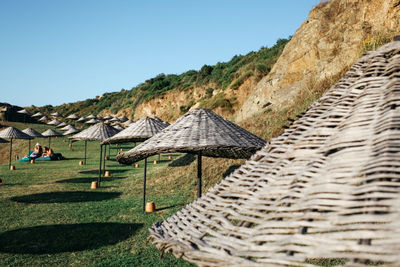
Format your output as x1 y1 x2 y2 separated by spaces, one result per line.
0 122 194 266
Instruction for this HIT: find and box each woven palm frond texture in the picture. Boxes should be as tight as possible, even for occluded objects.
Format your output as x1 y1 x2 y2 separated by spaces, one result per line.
116 109 267 164
103 116 169 144
71 122 119 141
148 41 400 266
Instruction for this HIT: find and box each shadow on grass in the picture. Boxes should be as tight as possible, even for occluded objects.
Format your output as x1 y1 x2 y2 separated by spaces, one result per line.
0 223 142 254
156 203 185 211
222 164 242 179
11 191 121 203
79 169 128 175
168 153 196 167
56 177 127 184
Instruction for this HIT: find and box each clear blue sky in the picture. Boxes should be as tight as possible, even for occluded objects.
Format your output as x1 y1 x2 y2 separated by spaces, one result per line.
0 0 319 107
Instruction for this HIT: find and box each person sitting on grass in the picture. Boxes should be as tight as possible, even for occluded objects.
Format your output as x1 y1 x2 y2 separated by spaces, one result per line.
29 143 43 160
42 147 54 157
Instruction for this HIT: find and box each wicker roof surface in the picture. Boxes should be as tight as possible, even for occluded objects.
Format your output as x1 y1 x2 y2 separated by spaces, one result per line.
63 128 80 136
103 115 113 120
116 109 266 164
112 124 124 131
0 127 33 139
85 118 99 124
86 114 96 119
32 112 44 117
51 112 61 117
22 128 43 138
66 114 79 119
118 115 128 122
71 122 119 142
0 137 9 143
17 109 30 115
47 119 61 126
57 122 67 128
148 42 400 266
42 129 63 137
103 116 169 145
77 117 86 122
38 115 50 121
60 124 75 131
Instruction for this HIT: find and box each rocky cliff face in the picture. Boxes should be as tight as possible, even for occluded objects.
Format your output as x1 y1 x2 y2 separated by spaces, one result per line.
236 0 400 121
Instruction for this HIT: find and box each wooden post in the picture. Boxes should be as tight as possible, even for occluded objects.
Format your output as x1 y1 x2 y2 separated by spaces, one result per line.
48 137 51 149
143 158 147 212
197 152 202 198
28 139 31 155
103 144 106 176
84 140 87 165
98 144 103 187
8 138 12 170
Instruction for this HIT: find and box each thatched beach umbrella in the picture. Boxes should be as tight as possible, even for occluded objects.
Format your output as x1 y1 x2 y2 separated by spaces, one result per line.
85 118 99 125
0 127 33 169
86 114 96 120
103 116 168 145
77 117 86 123
32 112 44 118
66 113 79 120
117 109 266 211
57 122 67 128
42 129 63 149
63 127 80 136
111 124 124 131
47 119 61 126
38 115 50 122
123 119 134 127
51 112 61 117
22 128 43 153
103 115 113 120
17 109 31 123
147 41 400 266
60 124 76 131
118 115 128 122
110 117 120 122
71 123 119 186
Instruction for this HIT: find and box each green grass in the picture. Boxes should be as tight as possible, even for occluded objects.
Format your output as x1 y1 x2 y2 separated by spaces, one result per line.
0 122 194 266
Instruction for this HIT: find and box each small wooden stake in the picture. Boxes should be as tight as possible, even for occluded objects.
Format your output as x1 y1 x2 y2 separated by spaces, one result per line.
79 161 84 165
105 171 110 177
90 181 98 189
30 159 35 164
168 155 172 160
153 160 158 165
145 201 156 212
104 156 109 160
10 165 15 171
135 163 140 168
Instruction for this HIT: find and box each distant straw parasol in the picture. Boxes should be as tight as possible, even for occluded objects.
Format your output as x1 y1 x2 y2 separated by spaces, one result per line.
85 118 99 124
50 112 61 117
56 122 68 128
22 128 43 154
117 109 266 211
38 115 50 122
47 119 61 126
66 113 79 120
0 127 33 169
71 123 119 186
86 114 96 120
17 109 31 123
60 124 76 131
42 129 63 149
118 115 128 122
77 117 86 122
111 124 124 131
32 112 44 118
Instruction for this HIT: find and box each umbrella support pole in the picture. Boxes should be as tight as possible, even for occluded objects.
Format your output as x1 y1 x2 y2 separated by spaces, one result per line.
49 137 51 149
84 141 87 165
108 144 111 157
98 144 103 187
28 139 31 155
143 158 147 212
103 145 106 175
9 138 13 169
197 152 202 198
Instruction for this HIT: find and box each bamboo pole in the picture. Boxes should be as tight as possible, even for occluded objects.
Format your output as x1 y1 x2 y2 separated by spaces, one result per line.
143 158 147 212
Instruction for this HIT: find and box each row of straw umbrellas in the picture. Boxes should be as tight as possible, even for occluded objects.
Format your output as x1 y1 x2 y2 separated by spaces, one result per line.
3 108 267 213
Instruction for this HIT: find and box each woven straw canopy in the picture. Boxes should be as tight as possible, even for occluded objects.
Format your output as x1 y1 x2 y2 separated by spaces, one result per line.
0 127 33 140
85 118 99 124
110 117 120 122
103 116 169 145
63 128 80 136
60 124 75 131
77 117 86 122
57 122 67 128
17 109 30 115
112 124 124 131
42 129 63 137
0 137 9 143
51 112 61 117
71 122 119 142
47 119 61 126
38 115 50 122
116 109 266 164
32 112 44 117
86 114 96 119
118 115 128 122
22 128 43 138
66 113 79 120
148 42 400 266
103 115 113 120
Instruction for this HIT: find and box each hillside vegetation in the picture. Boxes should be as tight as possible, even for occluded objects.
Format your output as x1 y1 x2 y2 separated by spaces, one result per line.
30 38 290 120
